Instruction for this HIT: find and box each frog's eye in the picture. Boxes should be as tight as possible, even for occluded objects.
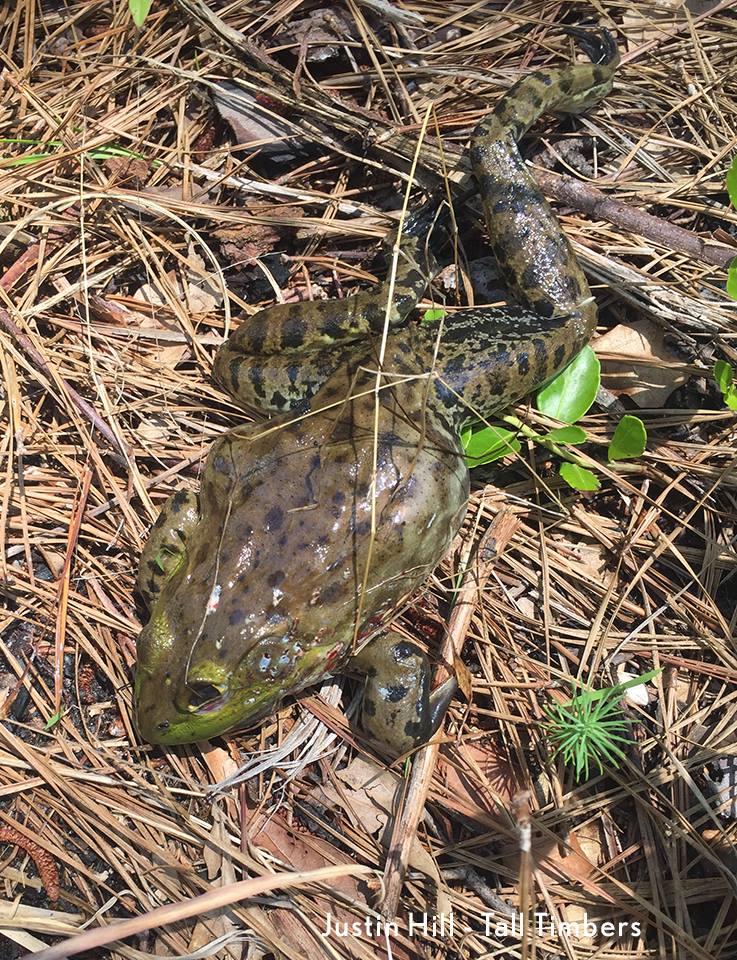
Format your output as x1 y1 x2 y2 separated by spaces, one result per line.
154 547 185 580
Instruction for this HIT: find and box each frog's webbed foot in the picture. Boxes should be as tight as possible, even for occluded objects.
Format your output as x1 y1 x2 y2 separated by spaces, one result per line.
352 632 457 755
137 490 200 609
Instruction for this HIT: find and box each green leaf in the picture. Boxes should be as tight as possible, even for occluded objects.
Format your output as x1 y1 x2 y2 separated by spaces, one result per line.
608 415 647 461
559 462 600 491
422 307 446 324
727 154 737 210
536 345 600 423
461 424 520 466
614 668 662 693
714 359 734 394
129 0 153 27
725 385 737 411
546 425 587 445
45 709 65 731
4 153 53 167
728 257 737 301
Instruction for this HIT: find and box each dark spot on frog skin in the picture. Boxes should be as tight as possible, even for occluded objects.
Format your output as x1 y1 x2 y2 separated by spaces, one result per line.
265 506 284 530
495 344 510 366
532 297 554 319
248 364 267 400
171 490 190 513
332 490 345 504
392 641 416 662
229 358 241 392
403 718 423 742
363 697 376 717
517 351 530 376
532 338 547 372
267 570 285 587
270 390 288 409
229 608 244 625
384 684 409 702
492 194 531 217
320 582 342 603
278 534 288 547
554 343 566 368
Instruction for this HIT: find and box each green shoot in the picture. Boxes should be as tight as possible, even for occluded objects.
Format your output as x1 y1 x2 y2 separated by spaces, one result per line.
543 670 660 781
0 138 148 169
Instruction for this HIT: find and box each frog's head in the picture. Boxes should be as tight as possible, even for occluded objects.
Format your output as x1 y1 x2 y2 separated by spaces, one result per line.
135 590 346 744
134 487 351 745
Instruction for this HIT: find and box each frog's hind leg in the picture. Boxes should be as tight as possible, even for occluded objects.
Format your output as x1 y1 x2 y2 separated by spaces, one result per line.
213 198 446 414
352 632 457 755
470 28 618 346
424 303 582 421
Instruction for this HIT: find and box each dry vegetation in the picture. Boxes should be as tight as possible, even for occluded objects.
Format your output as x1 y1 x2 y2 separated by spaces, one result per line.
1 1 737 958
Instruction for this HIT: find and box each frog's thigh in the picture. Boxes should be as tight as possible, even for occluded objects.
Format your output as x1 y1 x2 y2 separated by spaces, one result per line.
137 489 200 608
352 632 457 755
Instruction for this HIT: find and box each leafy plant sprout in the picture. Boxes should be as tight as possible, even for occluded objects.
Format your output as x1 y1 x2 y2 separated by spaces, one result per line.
543 670 660 782
451 335 648 489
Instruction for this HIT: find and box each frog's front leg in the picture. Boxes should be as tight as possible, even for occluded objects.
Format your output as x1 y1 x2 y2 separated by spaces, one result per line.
352 632 458 755
137 490 200 608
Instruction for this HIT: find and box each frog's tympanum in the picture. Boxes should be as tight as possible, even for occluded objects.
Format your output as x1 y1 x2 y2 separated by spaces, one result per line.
135 30 619 751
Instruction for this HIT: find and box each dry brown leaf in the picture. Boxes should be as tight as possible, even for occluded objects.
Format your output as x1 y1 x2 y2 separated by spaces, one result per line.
135 414 170 445
550 535 614 587
273 9 355 62
213 83 310 162
621 5 680 48
312 756 452 913
499 826 599 885
593 319 689 407
248 809 425 960
129 244 221 366
214 200 302 266
438 742 522 816
103 155 150 189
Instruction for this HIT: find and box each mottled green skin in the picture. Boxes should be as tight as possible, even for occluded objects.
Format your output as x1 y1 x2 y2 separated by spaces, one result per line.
135 31 618 750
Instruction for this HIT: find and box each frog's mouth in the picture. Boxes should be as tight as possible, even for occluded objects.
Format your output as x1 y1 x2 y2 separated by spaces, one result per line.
189 683 229 714
185 678 273 728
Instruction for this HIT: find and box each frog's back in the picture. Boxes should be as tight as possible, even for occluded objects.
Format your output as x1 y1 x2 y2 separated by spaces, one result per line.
200 346 469 651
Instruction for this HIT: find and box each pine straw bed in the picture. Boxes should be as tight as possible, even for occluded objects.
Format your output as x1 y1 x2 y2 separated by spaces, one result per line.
1 1 737 958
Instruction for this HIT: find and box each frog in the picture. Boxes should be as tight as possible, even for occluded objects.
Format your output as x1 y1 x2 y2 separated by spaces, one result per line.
134 28 619 752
